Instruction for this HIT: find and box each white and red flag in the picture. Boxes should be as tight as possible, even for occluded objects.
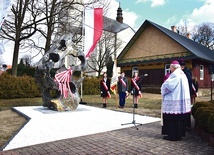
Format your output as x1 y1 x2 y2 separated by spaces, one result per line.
110 59 118 95
84 8 103 58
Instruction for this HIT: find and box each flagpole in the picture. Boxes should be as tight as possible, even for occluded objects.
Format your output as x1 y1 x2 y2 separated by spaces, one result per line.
79 2 85 104
114 33 118 108
115 60 118 108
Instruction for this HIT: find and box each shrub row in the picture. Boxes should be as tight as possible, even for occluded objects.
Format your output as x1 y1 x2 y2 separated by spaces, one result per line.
82 77 100 95
192 101 214 134
0 73 103 99
0 73 41 99
1 73 158 98
6 66 36 77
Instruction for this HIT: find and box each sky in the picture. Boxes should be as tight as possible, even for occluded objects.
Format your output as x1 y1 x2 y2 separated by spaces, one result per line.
1 0 214 65
108 0 214 31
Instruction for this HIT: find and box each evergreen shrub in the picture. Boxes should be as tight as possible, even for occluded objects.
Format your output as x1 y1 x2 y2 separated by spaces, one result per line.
208 113 214 134
82 77 100 95
191 101 214 118
196 107 214 131
0 73 40 99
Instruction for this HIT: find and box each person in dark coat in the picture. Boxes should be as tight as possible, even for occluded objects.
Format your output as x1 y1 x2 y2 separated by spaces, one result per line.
117 71 128 108
178 59 193 129
191 76 198 105
130 71 142 108
100 72 111 108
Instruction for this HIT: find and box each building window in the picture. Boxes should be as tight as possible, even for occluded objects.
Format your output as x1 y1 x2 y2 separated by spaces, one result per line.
165 64 170 75
200 65 204 80
132 66 139 76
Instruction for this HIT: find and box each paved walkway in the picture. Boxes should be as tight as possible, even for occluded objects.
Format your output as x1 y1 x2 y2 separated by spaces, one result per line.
1 105 160 151
0 106 214 154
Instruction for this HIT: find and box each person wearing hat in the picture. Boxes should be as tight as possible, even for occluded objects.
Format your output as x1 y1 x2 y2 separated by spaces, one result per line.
130 71 142 108
161 60 191 141
178 59 193 129
117 71 128 108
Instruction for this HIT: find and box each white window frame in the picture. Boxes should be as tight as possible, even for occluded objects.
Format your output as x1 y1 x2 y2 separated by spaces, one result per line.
165 64 171 75
200 65 204 80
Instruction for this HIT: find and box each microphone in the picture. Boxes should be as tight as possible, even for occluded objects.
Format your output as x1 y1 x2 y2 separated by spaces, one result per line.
137 74 148 84
139 74 148 79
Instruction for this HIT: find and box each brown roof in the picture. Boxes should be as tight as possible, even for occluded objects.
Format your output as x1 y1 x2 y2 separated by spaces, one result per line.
117 20 214 67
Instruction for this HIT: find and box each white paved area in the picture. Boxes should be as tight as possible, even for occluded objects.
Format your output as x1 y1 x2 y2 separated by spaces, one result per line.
3 105 160 151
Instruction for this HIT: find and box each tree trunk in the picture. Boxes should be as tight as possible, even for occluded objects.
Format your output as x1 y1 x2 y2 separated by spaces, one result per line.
11 41 20 76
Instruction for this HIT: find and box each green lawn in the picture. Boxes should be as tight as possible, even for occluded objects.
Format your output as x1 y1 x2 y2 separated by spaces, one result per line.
0 93 162 117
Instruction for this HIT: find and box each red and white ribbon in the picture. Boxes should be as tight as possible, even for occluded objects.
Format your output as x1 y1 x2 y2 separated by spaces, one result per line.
131 78 140 91
131 78 142 97
55 67 73 98
119 78 126 87
102 81 111 98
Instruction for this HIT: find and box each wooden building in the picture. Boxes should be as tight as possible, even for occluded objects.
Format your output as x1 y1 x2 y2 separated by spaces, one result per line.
117 20 214 90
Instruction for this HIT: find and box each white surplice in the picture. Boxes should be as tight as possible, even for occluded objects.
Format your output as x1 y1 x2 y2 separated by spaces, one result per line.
161 68 191 114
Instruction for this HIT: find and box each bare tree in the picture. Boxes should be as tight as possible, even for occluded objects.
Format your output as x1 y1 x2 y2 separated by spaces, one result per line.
87 31 122 76
0 0 110 76
174 22 214 50
0 0 38 76
192 23 214 50
176 21 189 37
21 54 32 66
36 0 108 52
0 0 82 76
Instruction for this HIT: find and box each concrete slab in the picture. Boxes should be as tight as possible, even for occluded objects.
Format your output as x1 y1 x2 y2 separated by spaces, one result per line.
3 105 160 151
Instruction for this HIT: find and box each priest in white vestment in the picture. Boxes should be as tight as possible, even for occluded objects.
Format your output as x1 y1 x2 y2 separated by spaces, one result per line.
161 60 191 141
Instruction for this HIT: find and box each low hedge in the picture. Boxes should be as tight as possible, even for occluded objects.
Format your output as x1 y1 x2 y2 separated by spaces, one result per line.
192 101 214 134
0 73 160 98
208 113 214 134
0 73 103 99
191 101 214 118
0 73 41 99
196 107 214 132
82 77 100 95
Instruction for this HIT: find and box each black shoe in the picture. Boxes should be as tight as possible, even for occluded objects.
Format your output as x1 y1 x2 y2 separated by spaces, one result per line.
102 104 106 108
134 104 138 108
186 128 191 131
163 136 171 141
163 136 181 141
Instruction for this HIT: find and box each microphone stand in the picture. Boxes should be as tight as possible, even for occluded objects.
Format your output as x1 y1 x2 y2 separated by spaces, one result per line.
121 74 147 130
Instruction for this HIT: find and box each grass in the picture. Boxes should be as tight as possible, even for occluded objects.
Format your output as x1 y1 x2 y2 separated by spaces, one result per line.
84 94 162 109
74 93 162 118
0 98 43 111
0 93 211 149
0 93 211 117
0 93 162 149
0 93 162 117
